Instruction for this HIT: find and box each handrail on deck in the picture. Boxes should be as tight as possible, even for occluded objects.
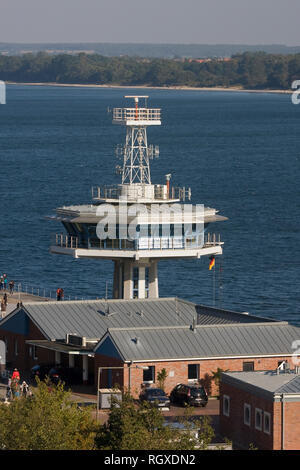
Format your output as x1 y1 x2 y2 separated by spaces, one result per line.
53 232 222 251
113 107 161 122
91 185 191 201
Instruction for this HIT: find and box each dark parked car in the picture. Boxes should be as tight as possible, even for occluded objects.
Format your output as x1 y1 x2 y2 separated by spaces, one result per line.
139 388 170 408
30 364 54 381
170 384 208 407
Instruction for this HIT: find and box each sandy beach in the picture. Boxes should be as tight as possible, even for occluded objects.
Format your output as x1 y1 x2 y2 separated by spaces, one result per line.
6 81 293 94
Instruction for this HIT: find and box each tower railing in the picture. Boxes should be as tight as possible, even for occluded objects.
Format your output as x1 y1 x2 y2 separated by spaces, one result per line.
113 107 161 122
91 184 191 201
54 234 79 249
52 233 222 251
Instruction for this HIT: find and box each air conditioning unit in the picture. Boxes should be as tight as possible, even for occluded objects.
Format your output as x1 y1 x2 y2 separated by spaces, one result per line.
66 334 86 347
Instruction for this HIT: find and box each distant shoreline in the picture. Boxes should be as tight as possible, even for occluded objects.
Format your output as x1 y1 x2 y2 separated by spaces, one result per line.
6 81 293 94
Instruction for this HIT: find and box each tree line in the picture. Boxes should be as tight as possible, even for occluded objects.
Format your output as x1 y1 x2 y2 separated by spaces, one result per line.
0 380 216 450
0 51 299 89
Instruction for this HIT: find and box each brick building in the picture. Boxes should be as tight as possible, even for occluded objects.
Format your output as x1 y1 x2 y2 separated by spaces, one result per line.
0 297 300 398
220 369 300 450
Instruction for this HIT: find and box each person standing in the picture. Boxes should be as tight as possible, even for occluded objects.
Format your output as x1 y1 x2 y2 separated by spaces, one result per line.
20 381 30 398
11 368 20 381
6 378 12 401
56 288 61 301
11 379 20 399
9 280 14 294
0 299 6 317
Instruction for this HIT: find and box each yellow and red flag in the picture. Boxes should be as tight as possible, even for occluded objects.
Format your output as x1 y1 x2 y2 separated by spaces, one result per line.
209 256 215 270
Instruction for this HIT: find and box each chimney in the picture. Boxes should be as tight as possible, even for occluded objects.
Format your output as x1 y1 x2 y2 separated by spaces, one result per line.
190 316 196 332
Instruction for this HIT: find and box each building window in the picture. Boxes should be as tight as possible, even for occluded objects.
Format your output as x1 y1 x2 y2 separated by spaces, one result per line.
264 412 271 434
244 403 251 426
132 267 139 299
188 364 199 381
255 408 263 431
243 361 254 372
223 395 230 417
143 366 155 383
145 267 149 298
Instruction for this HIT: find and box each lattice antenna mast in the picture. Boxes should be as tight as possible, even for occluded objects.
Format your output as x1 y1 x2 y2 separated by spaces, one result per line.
113 96 161 185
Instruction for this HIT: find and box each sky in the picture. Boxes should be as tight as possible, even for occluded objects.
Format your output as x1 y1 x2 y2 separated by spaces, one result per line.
0 0 300 45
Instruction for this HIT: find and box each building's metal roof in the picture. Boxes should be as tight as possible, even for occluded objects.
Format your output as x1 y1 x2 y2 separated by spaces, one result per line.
221 370 300 399
104 322 300 361
1 297 272 342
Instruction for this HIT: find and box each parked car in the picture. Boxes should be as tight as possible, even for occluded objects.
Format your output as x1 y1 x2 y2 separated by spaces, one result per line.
139 387 170 408
30 364 54 381
48 366 82 385
170 384 208 407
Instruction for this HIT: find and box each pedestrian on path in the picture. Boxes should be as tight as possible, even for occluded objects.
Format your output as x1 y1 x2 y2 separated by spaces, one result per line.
56 288 61 301
11 368 20 382
9 280 14 294
20 381 31 398
0 299 6 317
6 378 12 401
56 288 64 301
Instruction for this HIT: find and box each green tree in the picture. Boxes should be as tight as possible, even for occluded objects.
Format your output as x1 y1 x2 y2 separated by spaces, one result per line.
1 51 298 89
211 368 228 397
0 379 97 450
157 368 168 391
95 391 214 450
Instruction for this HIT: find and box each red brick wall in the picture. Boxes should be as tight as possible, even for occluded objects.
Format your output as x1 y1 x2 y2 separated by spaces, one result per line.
0 319 55 372
219 382 275 449
117 356 293 398
220 382 300 450
282 401 300 450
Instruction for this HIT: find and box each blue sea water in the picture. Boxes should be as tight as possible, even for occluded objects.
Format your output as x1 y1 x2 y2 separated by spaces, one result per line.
0 85 299 325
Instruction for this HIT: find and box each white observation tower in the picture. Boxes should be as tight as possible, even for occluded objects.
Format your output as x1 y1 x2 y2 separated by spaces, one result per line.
50 96 227 299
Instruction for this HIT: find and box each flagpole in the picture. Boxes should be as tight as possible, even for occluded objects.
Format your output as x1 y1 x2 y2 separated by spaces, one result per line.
213 259 216 307
218 258 223 308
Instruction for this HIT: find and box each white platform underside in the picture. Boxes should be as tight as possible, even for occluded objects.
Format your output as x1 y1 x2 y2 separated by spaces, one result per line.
50 245 222 260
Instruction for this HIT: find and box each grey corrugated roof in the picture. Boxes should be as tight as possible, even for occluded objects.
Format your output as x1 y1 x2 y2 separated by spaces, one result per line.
275 375 300 394
104 322 300 361
196 305 273 325
22 298 196 340
222 370 300 396
1 297 272 341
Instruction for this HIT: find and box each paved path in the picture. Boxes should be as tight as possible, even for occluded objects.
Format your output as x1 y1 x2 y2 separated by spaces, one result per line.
0 290 54 317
